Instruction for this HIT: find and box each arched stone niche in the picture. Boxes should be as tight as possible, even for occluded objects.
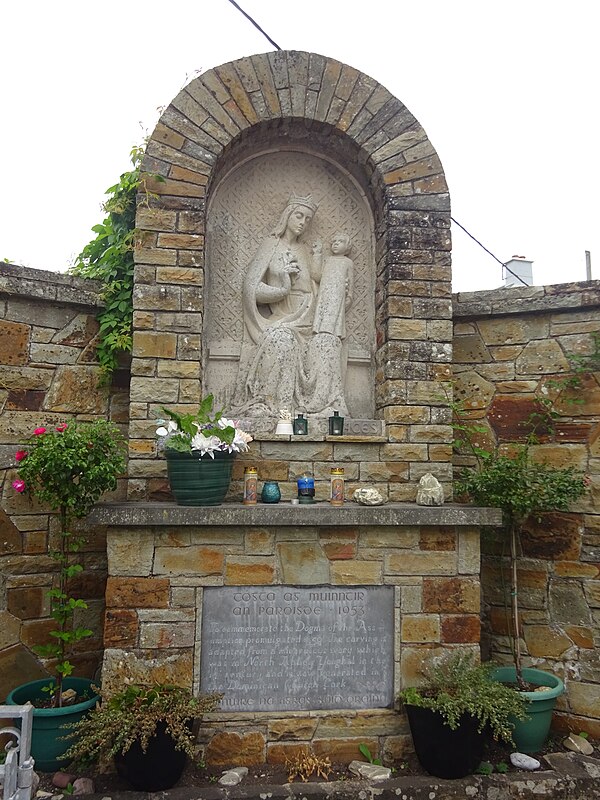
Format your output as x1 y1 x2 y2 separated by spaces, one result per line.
205 137 375 420
132 50 452 499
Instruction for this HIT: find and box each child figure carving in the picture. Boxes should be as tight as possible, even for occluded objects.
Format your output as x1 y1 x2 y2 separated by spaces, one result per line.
305 232 354 416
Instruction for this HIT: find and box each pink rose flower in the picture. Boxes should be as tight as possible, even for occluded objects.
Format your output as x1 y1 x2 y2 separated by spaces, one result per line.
12 479 26 493
56 423 68 432
15 450 28 462
33 427 46 435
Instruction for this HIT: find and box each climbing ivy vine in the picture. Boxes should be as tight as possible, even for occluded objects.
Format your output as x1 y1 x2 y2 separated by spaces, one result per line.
71 145 153 380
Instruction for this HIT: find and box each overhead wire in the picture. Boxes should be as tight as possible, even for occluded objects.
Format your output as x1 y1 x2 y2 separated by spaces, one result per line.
225 0 282 50
451 217 529 287
224 1 527 289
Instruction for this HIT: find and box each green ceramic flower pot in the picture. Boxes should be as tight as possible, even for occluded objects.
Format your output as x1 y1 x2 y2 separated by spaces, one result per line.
5 677 98 772
166 450 235 506
492 666 564 753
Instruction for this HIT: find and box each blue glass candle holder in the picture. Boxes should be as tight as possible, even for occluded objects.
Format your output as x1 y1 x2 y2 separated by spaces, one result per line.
261 480 281 503
297 474 315 503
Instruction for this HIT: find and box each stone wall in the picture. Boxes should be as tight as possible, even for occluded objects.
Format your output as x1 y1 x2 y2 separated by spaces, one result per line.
454 280 600 736
130 50 454 505
92 504 490 765
2 260 600 740
0 262 128 698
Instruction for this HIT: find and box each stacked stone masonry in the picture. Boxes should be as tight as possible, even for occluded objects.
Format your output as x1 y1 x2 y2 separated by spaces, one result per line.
99 517 483 764
0 262 128 698
130 50 454 505
1 45 600 760
454 281 600 737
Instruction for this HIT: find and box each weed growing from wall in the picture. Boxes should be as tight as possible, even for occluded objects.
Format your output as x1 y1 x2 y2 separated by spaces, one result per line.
71 145 158 380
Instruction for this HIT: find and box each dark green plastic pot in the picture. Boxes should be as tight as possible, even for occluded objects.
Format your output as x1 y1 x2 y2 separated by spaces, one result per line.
166 449 235 506
5 677 98 772
492 666 564 753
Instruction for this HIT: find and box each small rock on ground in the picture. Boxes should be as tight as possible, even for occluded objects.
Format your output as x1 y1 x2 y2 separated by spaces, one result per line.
511 752 541 771
52 773 75 790
73 778 95 795
219 767 248 786
564 734 594 755
348 761 392 781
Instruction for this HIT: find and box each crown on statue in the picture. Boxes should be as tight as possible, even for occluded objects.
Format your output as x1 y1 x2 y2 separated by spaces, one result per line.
289 194 318 213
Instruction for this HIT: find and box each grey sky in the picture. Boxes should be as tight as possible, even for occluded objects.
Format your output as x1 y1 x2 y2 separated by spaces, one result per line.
1 0 597 291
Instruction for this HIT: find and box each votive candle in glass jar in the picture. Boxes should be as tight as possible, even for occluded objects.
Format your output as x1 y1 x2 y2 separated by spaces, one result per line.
330 467 345 506
243 466 258 505
297 473 315 503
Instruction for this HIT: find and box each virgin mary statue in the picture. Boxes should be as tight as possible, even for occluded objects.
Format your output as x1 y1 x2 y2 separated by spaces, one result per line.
233 195 322 415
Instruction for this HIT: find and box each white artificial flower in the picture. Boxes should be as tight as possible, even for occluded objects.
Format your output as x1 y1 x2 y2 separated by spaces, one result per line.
191 432 222 457
232 429 252 452
156 420 178 437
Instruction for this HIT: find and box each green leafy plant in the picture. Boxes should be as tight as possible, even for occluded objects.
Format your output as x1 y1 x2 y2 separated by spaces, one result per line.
358 743 382 765
12 420 126 705
63 684 222 765
398 651 527 744
456 444 587 687
156 395 252 458
475 761 493 775
70 145 158 380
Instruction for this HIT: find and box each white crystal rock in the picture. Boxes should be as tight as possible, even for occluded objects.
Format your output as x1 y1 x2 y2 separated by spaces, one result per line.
352 487 385 505
348 761 391 781
219 767 248 786
510 752 541 770
564 733 594 755
416 473 445 506
72 778 95 795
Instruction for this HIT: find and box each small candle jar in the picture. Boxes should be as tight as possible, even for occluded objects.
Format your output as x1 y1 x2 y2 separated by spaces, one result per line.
293 413 308 435
261 480 281 504
243 466 258 505
330 467 345 506
297 473 315 503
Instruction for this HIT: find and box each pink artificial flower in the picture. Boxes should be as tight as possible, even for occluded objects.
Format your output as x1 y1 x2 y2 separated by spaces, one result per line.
15 450 28 462
56 423 68 432
12 479 26 493
33 427 46 436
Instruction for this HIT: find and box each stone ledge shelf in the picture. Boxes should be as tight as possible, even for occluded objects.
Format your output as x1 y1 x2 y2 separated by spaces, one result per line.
89 502 502 527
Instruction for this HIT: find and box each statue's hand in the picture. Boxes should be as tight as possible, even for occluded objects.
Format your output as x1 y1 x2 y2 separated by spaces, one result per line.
312 240 323 256
282 255 299 276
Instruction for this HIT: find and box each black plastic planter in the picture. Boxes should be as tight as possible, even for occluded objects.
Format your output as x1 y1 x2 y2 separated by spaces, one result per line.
405 705 487 779
114 722 188 791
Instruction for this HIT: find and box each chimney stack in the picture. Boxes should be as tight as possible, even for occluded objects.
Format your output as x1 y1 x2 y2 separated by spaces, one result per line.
504 255 533 287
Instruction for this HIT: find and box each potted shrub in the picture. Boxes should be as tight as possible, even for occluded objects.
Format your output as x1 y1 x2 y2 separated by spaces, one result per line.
398 651 526 778
456 443 587 752
156 394 252 506
62 684 222 791
5 419 126 771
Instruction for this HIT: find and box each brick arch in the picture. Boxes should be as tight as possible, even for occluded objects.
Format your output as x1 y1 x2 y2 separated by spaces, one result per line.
132 51 452 498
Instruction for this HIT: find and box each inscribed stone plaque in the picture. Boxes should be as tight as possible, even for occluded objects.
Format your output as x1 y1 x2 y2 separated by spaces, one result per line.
200 585 394 712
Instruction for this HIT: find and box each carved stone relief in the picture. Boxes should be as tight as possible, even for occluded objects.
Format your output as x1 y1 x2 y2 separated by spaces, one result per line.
205 151 375 419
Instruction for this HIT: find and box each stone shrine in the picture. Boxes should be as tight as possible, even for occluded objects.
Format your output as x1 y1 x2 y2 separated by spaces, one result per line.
94 50 495 764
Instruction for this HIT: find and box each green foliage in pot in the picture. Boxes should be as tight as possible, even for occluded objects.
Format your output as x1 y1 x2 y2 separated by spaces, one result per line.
456 442 587 687
450 369 589 689
12 420 126 705
156 395 252 458
62 684 222 765
398 651 527 743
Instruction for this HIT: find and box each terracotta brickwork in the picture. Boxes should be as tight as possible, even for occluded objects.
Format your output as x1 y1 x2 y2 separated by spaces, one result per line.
130 50 453 504
454 281 600 736
100 519 481 764
0 262 128 698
